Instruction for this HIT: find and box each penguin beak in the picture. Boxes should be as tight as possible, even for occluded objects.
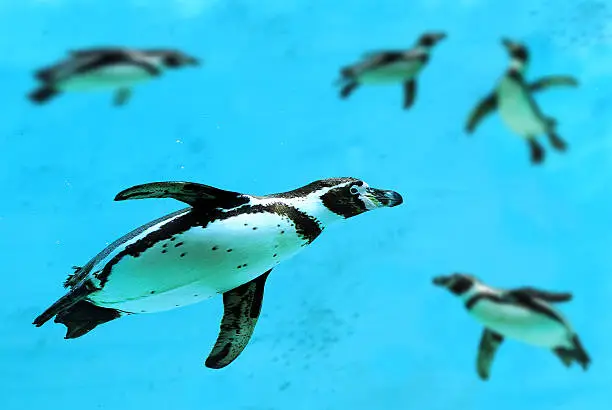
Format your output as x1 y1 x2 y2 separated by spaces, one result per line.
501 38 519 51
432 32 447 42
365 188 403 208
432 275 450 286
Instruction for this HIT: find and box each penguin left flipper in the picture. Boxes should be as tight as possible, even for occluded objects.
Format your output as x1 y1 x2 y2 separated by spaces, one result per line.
403 80 417 109
465 93 498 134
529 76 579 92
476 328 504 381
114 181 250 210
113 88 132 106
205 270 272 369
508 287 572 303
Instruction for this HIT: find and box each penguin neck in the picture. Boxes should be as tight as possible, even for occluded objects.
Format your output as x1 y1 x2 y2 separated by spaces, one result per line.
281 192 345 227
458 283 495 302
508 58 527 74
414 45 433 55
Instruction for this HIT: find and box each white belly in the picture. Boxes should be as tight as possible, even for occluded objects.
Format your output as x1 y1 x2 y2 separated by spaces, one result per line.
470 300 571 348
358 61 422 84
58 65 154 91
497 80 547 137
89 212 309 313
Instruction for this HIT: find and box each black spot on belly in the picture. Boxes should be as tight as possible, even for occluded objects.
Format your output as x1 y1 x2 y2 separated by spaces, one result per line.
162 243 168 248
161 249 167 254
227 249 233 253
150 290 156 294
252 227 258 230
212 246 218 251
180 252 187 257
175 242 184 247
273 253 277 257
98 202 322 287
244 223 248 226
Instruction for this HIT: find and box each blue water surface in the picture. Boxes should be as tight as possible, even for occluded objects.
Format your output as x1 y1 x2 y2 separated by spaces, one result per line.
1 0 611 409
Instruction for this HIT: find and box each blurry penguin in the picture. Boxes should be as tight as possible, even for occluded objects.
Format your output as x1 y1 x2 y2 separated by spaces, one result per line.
466 38 578 164
433 273 591 381
28 47 200 107
336 31 446 110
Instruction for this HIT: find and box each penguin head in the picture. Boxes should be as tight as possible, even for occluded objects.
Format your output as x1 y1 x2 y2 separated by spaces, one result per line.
433 273 478 296
296 177 403 220
416 32 447 49
146 50 200 68
501 38 529 64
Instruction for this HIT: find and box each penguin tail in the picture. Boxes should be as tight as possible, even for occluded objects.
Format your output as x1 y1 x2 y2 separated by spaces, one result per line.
571 334 591 371
28 85 60 104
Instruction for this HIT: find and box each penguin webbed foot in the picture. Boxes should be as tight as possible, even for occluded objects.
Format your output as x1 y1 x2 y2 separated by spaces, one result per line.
547 132 568 152
528 138 545 165
339 82 359 99
28 86 60 104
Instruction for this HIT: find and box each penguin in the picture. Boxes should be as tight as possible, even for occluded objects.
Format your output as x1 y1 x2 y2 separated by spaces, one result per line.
465 38 578 165
336 31 447 109
28 47 200 106
432 273 591 381
33 178 403 369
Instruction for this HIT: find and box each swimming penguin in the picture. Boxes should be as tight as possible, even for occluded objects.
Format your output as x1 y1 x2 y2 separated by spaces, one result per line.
432 273 591 380
336 31 447 109
28 47 200 106
465 38 578 164
33 178 403 368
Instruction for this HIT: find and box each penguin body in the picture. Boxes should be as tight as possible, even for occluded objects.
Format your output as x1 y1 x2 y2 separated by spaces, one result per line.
433 273 590 380
29 47 199 106
336 31 446 109
33 178 403 368
466 38 578 164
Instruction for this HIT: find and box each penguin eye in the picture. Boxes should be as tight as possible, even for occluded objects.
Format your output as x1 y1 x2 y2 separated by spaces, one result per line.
349 186 359 195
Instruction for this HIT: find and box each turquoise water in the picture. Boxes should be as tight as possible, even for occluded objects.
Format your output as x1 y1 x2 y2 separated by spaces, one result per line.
1 0 609 409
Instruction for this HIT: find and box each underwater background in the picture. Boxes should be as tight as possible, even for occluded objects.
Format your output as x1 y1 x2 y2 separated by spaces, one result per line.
1 0 611 409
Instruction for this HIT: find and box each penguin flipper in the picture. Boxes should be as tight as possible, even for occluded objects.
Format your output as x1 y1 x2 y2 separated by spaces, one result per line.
529 76 578 92
466 93 497 134
113 88 132 106
403 79 417 109
476 328 504 381
205 270 272 369
114 181 250 209
509 287 572 303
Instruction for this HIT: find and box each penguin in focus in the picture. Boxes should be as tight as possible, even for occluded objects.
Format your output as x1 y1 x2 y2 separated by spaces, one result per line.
432 273 591 381
465 38 578 164
336 31 447 109
33 178 403 369
28 47 200 106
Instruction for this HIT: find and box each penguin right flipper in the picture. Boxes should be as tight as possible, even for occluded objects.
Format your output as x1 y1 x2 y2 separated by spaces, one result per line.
205 270 272 369
403 79 417 109
529 76 578 92
113 88 132 106
509 287 572 303
465 93 497 134
476 328 504 381
114 181 250 209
